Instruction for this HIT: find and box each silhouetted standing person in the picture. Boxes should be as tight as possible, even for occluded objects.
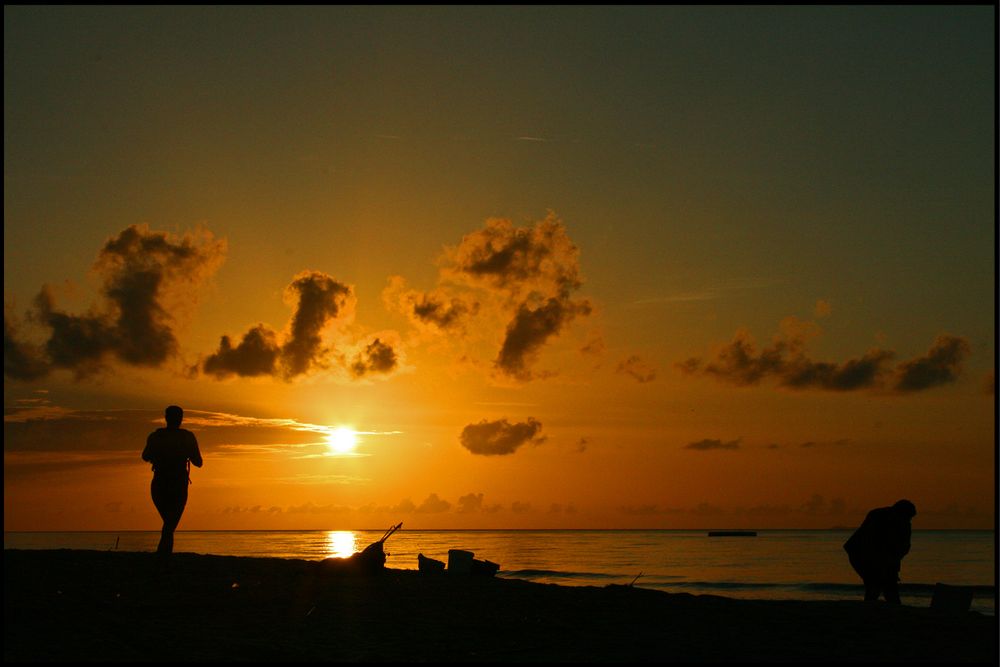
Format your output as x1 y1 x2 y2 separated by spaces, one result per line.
142 405 203 556
844 499 917 604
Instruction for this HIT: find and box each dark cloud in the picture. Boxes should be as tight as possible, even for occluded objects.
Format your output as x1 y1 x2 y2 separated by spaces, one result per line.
202 325 281 378
579 336 606 358
685 437 741 451
443 213 583 298
383 277 479 333
349 337 399 378
4 312 50 381
389 214 591 382
616 355 657 383
679 319 970 394
5 225 225 380
891 334 970 393
459 417 545 456
203 271 354 380
495 297 591 380
280 272 353 378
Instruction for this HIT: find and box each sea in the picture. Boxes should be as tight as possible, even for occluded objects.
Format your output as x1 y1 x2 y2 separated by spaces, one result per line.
4 529 995 616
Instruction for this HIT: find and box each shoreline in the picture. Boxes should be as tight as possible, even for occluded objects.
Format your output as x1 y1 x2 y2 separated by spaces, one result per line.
4 549 996 662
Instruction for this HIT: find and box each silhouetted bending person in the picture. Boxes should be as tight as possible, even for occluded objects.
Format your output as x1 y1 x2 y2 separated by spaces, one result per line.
142 405 203 556
843 499 917 603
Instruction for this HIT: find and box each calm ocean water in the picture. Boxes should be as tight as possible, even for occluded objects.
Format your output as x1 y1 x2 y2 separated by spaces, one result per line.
5 529 995 615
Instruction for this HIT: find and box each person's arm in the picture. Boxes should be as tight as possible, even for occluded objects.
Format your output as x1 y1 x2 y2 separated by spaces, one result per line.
189 431 203 468
141 432 155 463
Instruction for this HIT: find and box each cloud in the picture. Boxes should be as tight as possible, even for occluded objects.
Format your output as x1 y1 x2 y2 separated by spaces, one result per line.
814 299 833 318
799 438 850 448
616 355 656 383
349 336 400 378
684 437 741 451
510 501 532 514
4 310 50 381
456 492 484 513
202 325 281 378
984 370 996 395
416 493 452 513
443 213 583 300
279 272 354 378
386 213 592 382
383 276 479 333
2 406 341 470
891 335 970 393
678 318 971 394
5 224 225 380
579 335 606 358
203 271 355 380
459 417 545 456
495 297 591 380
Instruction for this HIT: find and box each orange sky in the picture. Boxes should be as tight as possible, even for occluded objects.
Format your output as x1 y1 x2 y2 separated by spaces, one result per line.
4 6 995 531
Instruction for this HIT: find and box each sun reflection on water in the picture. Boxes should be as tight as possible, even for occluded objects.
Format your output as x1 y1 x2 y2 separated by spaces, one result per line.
325 530 357 559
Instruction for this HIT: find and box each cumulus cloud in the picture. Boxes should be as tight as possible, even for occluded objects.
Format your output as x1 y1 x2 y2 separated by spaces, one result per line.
616 355 657 383
442 213 583 299
495 297 591 380
459 417 545 456
684 437 742 451
456 492 484 513
387 213 591 382
383 276 479 333
203 271 355 380
4 310 50 381
202 325 281 378
678 318 971 394
416 493 452 513
280 272 354 377
349 336 400 378
5 224 226 380
891 335 970 393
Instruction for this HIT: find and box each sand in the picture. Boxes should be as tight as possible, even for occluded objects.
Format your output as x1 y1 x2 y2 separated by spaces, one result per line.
4 549 995 662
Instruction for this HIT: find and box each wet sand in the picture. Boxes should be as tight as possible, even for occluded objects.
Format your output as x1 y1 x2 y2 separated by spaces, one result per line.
4 549 995 662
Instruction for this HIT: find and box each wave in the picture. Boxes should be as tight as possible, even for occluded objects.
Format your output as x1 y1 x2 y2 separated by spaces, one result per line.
500 569 996 599
500 569 620 580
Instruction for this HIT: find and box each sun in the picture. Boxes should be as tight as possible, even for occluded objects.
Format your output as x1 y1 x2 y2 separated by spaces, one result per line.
325 426 358 455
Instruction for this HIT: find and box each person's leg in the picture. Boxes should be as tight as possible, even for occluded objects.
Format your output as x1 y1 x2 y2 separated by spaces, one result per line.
849 553 880 601
151 480 187 555
882 567 901 604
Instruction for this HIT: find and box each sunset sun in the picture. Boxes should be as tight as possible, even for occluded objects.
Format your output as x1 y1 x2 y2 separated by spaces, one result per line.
325 427 358 455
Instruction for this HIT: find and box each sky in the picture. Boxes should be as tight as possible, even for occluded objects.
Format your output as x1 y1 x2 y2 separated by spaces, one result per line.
4 6 995 531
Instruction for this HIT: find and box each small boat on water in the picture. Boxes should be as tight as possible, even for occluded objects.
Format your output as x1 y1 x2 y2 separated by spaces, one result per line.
707 530 757 537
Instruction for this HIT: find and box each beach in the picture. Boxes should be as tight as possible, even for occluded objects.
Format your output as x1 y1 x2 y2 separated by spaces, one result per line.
3 549 995 662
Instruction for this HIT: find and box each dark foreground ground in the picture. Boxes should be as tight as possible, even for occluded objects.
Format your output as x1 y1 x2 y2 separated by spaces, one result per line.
4 549 996 662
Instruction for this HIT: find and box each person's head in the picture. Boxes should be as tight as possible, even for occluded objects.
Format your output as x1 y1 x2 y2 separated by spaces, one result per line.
893 499 916 519
164 405 184 428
